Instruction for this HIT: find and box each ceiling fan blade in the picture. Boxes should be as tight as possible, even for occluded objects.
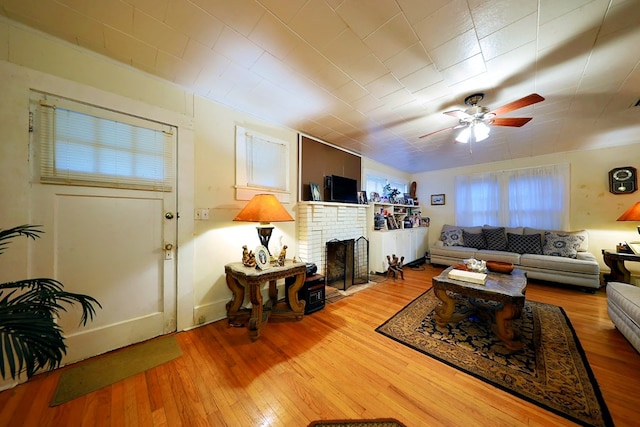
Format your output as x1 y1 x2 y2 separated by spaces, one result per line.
443 109 471 119
491 117 532 127
418 125 464 139
489 93 545 116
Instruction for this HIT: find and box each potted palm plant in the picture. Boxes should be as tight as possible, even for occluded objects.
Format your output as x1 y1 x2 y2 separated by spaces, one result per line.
0 224 101 380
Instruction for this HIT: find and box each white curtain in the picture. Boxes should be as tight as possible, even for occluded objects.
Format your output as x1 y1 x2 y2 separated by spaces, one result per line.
455 173 501 226
455 163 569 229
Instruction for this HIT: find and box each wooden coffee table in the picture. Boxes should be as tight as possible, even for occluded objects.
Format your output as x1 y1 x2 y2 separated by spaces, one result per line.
432 266 527 351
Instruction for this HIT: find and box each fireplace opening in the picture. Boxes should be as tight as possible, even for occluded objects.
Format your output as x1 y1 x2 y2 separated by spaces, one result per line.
325 237 369 291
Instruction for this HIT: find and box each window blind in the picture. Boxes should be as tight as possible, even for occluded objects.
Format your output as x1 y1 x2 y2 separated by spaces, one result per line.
34 93 175 192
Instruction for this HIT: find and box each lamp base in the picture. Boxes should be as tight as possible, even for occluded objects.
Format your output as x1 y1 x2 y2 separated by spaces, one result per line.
256 225 274 255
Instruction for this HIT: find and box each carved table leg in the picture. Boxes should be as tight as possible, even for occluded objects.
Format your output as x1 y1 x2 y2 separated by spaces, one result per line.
286 272 306 320
492 302 523 351
433 288 471 325
248 283 264 341
225 273 245 325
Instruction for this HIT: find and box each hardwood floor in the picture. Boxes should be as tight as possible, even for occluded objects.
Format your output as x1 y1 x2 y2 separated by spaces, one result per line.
1 264 639 426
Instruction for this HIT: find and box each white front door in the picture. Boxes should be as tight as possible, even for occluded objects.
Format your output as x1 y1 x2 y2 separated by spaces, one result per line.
30 186 177 364
28 94 178 364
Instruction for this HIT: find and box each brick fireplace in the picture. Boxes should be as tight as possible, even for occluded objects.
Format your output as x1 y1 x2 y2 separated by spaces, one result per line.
296 202 369 275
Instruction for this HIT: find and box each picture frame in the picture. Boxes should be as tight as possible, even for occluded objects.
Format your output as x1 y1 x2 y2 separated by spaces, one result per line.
386 215 398 230
255 245 270 270
628 241 640 255
370 192 381 202
310 182 321 201
431 194 445 205
357 190 368 204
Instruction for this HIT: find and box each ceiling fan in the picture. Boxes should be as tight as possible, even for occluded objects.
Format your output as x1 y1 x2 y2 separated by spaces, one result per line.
419 93 545 143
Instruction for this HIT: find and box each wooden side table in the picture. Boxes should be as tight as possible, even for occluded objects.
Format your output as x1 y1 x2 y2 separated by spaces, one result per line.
224 261 306 341
602 250 640 283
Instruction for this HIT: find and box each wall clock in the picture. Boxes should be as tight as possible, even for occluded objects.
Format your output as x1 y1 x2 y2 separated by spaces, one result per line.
609 166 637 194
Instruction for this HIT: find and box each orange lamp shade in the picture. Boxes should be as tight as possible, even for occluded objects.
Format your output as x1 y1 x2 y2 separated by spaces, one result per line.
617 202 640 221
233 194 294 224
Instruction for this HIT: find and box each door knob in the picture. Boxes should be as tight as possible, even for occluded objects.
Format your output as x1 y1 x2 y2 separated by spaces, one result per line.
165 212 174 219
164 243 173 251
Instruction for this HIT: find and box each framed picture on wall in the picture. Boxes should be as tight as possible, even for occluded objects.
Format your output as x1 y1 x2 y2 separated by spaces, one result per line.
310 182 321 201
431 194 445 205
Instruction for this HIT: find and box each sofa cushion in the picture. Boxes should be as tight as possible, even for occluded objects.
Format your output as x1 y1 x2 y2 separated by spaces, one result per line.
520 253 600 274
441 228 464 246
462 231 486 249
482 227 507 251
543 231 585 258
524 227 589 252
507 232 542 254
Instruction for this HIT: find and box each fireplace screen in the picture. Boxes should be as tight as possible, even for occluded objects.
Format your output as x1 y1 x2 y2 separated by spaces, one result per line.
325 237 369 291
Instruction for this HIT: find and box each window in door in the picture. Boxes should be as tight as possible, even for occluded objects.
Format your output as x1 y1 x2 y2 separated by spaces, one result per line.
31 91 175 192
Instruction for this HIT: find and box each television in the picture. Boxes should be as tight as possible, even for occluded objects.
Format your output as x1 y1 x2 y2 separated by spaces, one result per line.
325 175 358 204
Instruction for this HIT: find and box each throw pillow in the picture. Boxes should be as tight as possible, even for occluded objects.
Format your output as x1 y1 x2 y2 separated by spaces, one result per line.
542 231 585 258
462 231 486 249
482 227 507 251
441 228 464 246
507 233 542 254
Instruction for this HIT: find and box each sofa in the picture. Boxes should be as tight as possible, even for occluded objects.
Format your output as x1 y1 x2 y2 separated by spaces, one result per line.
430 224 601 290
607 282 640 352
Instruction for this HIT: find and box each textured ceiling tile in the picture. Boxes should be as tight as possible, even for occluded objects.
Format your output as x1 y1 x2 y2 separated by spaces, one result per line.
335 0 401 39
384 42 433 80
126 0 169 22
133 9 188 58
365 73 404 99
257 0 307 24
289 1 346 49
538 0 593 24
439 53 486 86
214 27 264 68
332 80 369 104
248 12 301 60
85 0 134 34
320 28 371 70
191 0 264 37
428 29 481 70
479 12 537 61
103 25 157 68
396 0 451 24
412 0 473 50
400 64 444 93
342 53 388 86
470 0 538 39
537 0 609 51
363 13 418 62
164 0 224 49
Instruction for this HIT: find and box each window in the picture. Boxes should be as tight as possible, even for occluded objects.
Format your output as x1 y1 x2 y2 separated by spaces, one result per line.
235 126 289 201
31 92 175 191
455 164 569 229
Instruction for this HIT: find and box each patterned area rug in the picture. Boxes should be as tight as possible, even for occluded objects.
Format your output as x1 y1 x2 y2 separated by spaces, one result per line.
308 419 406 427
376 289 614 427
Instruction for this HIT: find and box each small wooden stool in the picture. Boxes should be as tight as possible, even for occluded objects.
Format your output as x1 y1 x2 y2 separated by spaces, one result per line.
386 254 405 280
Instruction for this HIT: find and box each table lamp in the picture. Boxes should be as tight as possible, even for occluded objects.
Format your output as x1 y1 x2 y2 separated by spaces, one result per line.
233 194 294 255
617 201 640 235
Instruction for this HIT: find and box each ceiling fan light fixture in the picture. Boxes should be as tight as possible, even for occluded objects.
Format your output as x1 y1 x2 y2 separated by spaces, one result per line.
455 127 471 143
474 121 490 141
456 121 490 143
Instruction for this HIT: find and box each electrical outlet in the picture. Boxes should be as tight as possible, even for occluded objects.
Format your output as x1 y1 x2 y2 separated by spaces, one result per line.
194 209 201 220
201 208 209 220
